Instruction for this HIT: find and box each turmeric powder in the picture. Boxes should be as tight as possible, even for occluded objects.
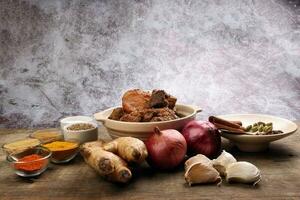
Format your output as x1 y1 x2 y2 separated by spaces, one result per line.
43 141 79 163
43 141 78 151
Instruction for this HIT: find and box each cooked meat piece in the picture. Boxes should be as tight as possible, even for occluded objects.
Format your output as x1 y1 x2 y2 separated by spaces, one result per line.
149 89 177 109
149 108 178 122
120 111 143 122
122 89 151 113
166 94 177 109
150 117 165 122
149 90 169 108
142 110 155 122
116 89 178 122
108 108 124 120
119 108 178 122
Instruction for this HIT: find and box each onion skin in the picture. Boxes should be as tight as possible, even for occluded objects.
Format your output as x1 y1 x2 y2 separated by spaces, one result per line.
182 121 221 159
145 127 187 170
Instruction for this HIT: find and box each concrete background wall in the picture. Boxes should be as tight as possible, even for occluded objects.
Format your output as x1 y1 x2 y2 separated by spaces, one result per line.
0 0 299 128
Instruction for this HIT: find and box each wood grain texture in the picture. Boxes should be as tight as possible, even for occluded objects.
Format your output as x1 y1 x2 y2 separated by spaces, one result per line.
0 122 300 200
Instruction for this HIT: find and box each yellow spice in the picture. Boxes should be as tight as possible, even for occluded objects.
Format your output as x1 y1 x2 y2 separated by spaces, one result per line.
43 141 78 151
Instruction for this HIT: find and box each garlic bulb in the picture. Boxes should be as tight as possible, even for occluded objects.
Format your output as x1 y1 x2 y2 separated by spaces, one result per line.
212 150 237 176
226 161 261 185
184 154 221 186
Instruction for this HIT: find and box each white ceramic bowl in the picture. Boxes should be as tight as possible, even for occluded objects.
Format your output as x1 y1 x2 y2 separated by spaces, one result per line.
94 104 202 141
63 122 98 144
218 114 298 152
60 116 96 130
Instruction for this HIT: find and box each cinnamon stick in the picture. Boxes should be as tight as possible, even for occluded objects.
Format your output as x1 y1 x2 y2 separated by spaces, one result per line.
209 116 246 131
229 121 242 126
213 122 245 134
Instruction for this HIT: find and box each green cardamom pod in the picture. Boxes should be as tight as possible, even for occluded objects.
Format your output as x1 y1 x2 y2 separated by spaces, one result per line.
263 126 269 132
266 126 272 133
251 126 258 132
266 122 272 126
246 125 252 132
258 122 265 126
258 125 264 132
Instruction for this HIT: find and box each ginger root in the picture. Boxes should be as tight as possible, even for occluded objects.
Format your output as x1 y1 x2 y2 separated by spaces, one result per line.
81 140 132 183
184 154 221 186
103 137 148 164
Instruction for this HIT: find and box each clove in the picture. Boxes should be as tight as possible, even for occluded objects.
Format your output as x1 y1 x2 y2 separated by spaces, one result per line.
212 150 237 176
184 154 221 186
225 161 261 185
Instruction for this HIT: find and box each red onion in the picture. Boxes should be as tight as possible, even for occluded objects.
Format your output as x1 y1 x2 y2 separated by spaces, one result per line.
145 127 187 170
182 120 221 159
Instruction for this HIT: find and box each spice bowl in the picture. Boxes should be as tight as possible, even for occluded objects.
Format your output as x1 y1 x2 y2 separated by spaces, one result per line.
43 139 80 164
63 122 98 144
218 114 298 152
6 146 51 177
2 138 41 155
60 116 96 130
30 129 64 144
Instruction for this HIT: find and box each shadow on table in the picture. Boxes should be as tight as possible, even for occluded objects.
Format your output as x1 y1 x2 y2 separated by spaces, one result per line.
223 138 296 162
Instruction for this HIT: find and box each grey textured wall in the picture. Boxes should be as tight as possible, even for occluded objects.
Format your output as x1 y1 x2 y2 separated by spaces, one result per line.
0 0 300 128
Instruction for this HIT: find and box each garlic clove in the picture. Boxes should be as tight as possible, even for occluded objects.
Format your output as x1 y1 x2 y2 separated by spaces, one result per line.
185 163 221 186
184 154 221 186
185 154 212 171
212 150 237 176
226 161 261 185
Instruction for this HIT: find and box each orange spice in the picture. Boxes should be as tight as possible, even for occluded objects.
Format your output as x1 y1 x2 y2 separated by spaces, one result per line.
14 154 46 171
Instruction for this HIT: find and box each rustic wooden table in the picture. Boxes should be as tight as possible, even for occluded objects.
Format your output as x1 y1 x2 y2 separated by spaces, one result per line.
1 122 299 200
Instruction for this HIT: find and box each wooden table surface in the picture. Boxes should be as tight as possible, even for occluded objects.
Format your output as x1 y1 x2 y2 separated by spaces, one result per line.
1 121 300 200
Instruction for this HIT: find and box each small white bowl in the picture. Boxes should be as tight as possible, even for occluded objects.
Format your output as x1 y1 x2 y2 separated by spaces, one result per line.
60 116 95 130
63 122 98 144
218 114 298 152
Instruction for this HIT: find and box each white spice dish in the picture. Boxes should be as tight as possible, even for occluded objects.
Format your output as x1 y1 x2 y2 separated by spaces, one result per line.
63 122 98 144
